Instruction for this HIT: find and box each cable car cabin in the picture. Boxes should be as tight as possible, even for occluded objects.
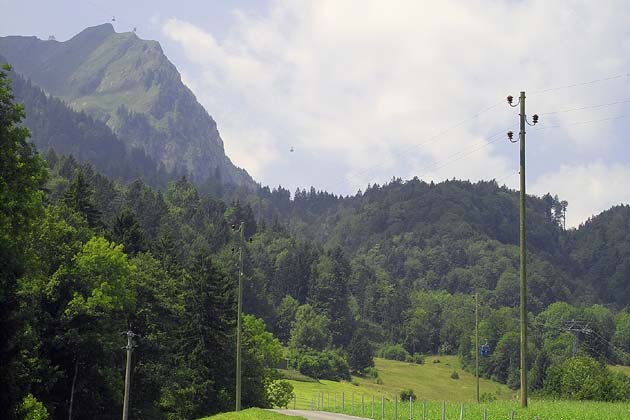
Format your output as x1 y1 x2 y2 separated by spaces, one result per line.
480 344 491 357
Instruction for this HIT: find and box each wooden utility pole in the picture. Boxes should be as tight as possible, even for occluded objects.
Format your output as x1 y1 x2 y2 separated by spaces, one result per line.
475 292 479 404
122 330 137 420
519 91 528 409
235 221 245 411
507 92 538 408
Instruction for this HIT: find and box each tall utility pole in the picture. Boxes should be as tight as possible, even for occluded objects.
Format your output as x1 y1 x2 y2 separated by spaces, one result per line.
122 330 137 420
475 292 479 404
235 221 245 411
507 92 538 409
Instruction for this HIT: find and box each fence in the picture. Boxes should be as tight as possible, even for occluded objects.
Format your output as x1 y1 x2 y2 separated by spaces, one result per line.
288 393 542 420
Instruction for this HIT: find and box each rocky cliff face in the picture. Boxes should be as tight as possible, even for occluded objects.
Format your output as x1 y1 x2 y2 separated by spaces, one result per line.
0 24 256 188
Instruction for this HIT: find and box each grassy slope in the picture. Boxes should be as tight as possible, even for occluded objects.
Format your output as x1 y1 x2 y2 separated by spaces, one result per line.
285 356 513 409
200 408 305 420
609 365 630 376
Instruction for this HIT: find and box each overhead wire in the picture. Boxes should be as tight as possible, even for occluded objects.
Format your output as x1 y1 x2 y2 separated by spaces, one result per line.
529 72 630 96
540 99 630 116
342 71 630 193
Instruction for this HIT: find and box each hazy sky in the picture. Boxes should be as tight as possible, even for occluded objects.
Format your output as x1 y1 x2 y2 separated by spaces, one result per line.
2 0 630 227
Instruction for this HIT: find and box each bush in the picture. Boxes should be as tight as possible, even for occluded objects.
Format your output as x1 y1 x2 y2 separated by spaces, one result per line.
18 394 49 420
296 349 350 381
450 371 459 380
378 343 410 361
399 388 416 401
364 366 379 379
543 356 630 401
411 353 425 364
480 392 497 403
266 380 294 408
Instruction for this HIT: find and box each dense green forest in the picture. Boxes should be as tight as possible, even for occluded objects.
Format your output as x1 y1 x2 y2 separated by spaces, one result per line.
3 59 630 420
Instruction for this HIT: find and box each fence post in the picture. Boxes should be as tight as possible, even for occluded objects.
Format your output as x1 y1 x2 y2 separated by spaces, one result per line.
410 396 413 420
342 392 345 413
334 393 337 412
352 392 355 415
372 394 375 418
362 393 365 417
394 394 398 419
459 403 464 420
381 395 385 419
441 401 445 420
311 395 314 411
483 407 487 420
423 400 426 420
511 410 515 420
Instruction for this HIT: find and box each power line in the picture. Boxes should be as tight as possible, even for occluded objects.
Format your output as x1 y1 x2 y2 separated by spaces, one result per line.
533 114 628 131
530 73 630 96
540 99 630 116
342 102 506 188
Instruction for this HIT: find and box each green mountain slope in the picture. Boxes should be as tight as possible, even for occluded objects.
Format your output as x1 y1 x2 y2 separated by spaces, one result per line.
0 24 255 188
4 63 177 186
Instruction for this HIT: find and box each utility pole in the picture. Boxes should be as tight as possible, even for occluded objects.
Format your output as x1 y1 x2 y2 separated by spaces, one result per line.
507 92 538 408
475 292 479 404
122 330 138 420
235 221 245 411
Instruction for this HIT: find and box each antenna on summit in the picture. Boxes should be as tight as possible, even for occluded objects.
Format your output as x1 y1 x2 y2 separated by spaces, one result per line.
112 16 116 22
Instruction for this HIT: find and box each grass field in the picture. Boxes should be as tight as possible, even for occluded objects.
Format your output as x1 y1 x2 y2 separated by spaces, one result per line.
609 364 630 376
319 399 630 420
200 408 305 420
283 356 513 409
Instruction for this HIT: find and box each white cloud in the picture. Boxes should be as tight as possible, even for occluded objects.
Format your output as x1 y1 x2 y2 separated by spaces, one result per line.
531 161 630 228
161 1 630 224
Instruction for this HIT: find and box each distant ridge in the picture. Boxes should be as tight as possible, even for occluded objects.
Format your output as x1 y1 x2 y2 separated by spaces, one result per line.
0 24 256 188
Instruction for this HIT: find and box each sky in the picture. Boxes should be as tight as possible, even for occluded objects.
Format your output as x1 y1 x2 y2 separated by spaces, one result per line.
2 0 630 227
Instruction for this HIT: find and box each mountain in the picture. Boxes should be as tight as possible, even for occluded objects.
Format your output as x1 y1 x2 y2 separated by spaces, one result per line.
0 23 256 188
3 63 177 187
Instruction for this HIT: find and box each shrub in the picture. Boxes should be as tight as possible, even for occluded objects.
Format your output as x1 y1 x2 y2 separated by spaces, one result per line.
296 349 350 381
450 371 459 380
378 343 410 361
364 366 379 379
266 380 295 408
480 392 497 403
411 353 425 364
18 394 49 420
399 388 416 401
543 356 630 401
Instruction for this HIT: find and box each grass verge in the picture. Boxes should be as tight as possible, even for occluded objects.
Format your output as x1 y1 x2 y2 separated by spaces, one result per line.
200 407 306 420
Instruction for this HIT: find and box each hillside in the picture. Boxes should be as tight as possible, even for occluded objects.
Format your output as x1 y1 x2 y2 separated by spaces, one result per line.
286 356 513 407
3 62 178 187
0 24 255 188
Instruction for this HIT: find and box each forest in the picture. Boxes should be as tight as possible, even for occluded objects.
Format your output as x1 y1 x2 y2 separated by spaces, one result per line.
3 61 630 420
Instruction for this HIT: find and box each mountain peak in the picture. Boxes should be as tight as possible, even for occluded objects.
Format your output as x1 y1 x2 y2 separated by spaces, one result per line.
0 25 256 189
74 23 115 38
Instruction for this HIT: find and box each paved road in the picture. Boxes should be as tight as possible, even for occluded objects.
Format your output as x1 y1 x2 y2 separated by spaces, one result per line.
271 409 371 420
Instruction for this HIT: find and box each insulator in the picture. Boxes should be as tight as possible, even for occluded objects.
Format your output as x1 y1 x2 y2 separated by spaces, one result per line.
507 95 513 105
507 131 514 141
532 114 539 124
